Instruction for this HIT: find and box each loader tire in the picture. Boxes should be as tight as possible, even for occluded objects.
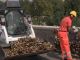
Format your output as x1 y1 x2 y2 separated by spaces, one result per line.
0 46 5 60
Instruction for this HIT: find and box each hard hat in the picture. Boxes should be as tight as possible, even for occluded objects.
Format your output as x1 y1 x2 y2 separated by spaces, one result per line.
70 11 77 17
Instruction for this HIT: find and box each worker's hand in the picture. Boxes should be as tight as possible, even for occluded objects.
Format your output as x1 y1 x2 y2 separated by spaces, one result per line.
73 29 78 33
72 26 78 32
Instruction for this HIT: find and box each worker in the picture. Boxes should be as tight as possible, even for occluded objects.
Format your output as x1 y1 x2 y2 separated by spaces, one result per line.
57 11 77 60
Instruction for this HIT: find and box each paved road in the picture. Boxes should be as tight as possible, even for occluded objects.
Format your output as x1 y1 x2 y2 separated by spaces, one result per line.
5 52 61 60
5 52 80 60
6 52 60 60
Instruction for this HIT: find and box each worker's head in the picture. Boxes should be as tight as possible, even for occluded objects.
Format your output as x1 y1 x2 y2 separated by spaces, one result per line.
70 10 77 18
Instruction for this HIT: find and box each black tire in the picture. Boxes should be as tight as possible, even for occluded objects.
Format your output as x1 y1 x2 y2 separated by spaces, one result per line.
0 46 5 60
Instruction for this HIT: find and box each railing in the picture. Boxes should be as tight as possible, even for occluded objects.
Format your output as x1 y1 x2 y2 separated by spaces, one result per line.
33 25 80 57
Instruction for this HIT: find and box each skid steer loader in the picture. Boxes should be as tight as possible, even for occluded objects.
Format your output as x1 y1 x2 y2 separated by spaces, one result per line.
0 0 53 59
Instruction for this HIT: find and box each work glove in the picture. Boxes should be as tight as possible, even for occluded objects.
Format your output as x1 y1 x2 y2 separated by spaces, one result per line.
72 26 78 33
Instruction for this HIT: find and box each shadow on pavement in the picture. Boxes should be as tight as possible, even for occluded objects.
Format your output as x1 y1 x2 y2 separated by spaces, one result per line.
5 55 49 60
47 52 80 60
47 52 61 60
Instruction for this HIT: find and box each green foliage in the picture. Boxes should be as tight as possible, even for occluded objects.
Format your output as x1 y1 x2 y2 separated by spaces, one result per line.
20 0 32 14
52 0 64 25
0 1 3 6
37 0 53 16
20 0 80 26
64 0 80 26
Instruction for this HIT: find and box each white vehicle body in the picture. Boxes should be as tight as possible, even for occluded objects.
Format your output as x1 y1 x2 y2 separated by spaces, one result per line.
0 25 35 44
0 11 35 47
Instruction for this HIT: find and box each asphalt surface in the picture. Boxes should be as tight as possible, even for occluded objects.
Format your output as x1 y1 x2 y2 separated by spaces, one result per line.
4 51 80 60
5 52 61 60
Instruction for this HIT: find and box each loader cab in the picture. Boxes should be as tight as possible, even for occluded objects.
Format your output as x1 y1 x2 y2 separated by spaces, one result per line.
5 0 28 36
5 10 28 36
0 0 35 44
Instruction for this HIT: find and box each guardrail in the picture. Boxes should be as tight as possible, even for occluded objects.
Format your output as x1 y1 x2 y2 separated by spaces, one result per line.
33 25 80 57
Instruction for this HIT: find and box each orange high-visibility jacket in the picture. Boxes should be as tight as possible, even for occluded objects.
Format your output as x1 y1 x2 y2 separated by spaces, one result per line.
58 16 73 60
59 16 72 32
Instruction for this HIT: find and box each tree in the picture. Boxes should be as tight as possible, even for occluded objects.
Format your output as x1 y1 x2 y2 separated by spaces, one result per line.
64 0 80 26
8 0 80 26
20 0 32 14
52 0 64 25
35 0 54 25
